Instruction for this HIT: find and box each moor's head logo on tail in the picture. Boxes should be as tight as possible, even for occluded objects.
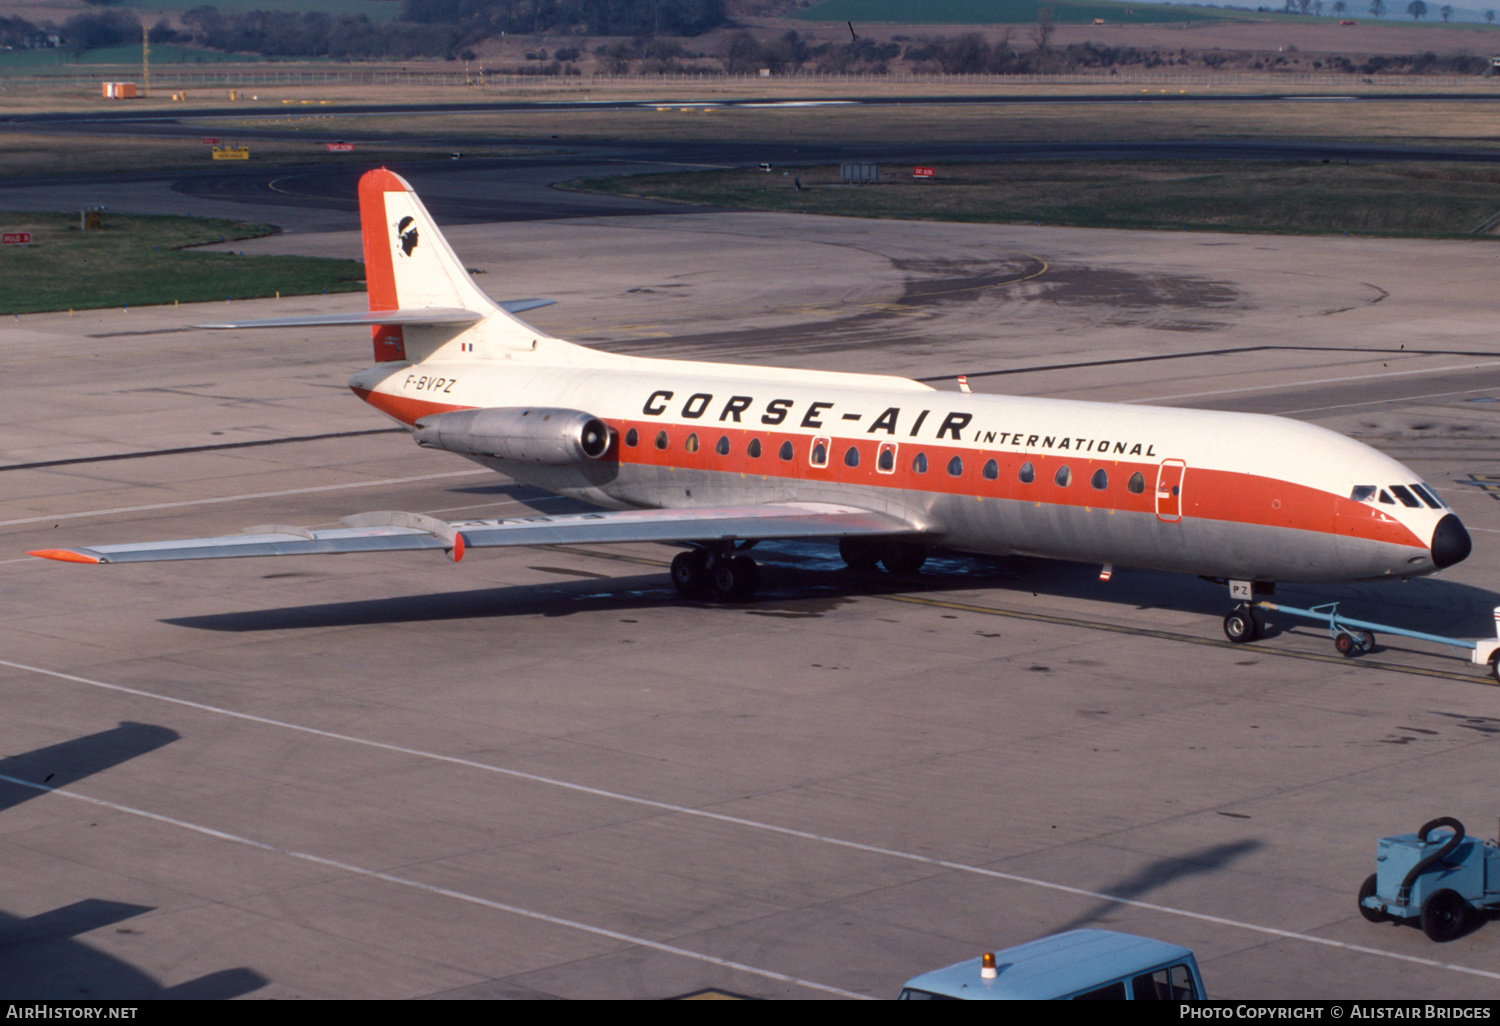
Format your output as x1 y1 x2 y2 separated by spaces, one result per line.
396 216 419 257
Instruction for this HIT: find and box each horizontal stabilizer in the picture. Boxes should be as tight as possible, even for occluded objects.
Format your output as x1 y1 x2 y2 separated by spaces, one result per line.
29 503 927 565
196 300 550 331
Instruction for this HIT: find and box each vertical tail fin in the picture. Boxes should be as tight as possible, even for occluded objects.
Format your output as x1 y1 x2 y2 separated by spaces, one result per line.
359 169 501 363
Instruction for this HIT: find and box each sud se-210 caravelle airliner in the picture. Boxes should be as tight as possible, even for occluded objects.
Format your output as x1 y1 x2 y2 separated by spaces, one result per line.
30 168 1473 642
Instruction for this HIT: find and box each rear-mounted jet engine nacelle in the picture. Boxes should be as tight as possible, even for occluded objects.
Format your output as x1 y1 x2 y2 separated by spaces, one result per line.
412 407 610 464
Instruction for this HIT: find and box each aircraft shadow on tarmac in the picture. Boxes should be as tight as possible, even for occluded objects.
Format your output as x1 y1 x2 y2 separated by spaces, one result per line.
161 542 1500 644
1049 839 1261 935
0 722 179 814
0 898 267 999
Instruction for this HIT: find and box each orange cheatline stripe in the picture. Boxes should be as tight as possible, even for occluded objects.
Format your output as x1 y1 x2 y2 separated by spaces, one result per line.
28 549 102 564
351 389 1428 549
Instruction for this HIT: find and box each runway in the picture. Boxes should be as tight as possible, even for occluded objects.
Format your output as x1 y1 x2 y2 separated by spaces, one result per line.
3 188 1500 997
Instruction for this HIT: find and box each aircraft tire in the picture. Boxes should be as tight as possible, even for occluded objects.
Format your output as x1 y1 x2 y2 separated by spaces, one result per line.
1223 607 1259 643
671 549 711 598
881 543 928 575
712 556 760 602
839 538 881 572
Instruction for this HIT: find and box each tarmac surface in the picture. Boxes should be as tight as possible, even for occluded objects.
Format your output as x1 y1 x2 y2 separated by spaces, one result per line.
4 184 1500 998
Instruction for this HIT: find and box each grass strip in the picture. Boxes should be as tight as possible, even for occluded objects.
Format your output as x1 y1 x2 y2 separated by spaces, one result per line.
574 159 1500 238
0 210 364 314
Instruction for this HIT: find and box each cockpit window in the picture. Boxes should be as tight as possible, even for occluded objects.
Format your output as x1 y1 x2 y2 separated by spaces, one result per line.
1350 486 1376 502
1409 484 1444 509
1389 485 1422 509
1379 490 1395 505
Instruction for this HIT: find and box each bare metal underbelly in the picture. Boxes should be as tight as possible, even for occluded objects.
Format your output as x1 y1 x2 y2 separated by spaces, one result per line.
478 458 1425 584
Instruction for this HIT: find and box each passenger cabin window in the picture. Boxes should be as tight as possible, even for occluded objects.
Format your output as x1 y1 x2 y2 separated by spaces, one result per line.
878 446 895 472
947 456 964 477
748 438 762 459
982 459 999 480
844 446 860 468
684 433 699 453
1128 471 1145 494
1055 465 1071 487
1018 461 1035 484
1389 485 1422 509
655 430 669 451
913 453 929 474
1350 485 1376 503
1410 484 1443 509
1091 469 1108 490
625 428 638 447
810 439 829 467
778 441 794 461
1073 980 1127 1000
716 435 730 456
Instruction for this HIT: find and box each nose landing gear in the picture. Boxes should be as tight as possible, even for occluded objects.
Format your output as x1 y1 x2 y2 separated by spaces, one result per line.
1223 605 1262 644
671 543 761 602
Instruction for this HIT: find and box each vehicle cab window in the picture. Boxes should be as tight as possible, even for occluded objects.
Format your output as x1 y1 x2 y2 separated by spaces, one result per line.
1132 964 1196 1000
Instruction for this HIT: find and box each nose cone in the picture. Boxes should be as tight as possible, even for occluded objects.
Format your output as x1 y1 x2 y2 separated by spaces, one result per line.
1431 514 1472 569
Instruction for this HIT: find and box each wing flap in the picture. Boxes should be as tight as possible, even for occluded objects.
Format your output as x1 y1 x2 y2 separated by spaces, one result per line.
29 502 925 565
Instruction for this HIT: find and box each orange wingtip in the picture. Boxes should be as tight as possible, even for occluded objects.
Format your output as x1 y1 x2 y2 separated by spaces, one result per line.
28 549 102 564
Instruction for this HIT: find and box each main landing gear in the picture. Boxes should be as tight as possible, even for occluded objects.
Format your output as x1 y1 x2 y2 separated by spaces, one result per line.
838 538 929 575
671 544 761 602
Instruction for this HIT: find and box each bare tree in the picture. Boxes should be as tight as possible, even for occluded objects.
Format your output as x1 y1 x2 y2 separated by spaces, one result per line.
1440 3 1452 18
1370 0 1386 15
1334 0 1348 15
1033 5 1054 53
1487 7 1496 21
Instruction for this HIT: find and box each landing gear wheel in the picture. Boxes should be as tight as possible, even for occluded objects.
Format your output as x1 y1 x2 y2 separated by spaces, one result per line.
1358 874 1387 923
1223 606 1260 643
1420 888 1469 942
880 542 928 575
1488 650 1500 685
839 538 881 572
670 549 711 598
711 555 761 602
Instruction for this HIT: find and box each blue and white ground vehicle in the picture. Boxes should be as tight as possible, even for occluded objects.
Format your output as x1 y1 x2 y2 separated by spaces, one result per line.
897 929 1206 1000
1359 817 1500 942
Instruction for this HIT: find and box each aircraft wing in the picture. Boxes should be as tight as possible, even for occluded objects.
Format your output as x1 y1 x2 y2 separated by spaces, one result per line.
28 503 927 565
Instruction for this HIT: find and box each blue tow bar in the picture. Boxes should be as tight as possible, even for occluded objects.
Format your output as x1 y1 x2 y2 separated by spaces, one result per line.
1250 600 1500 681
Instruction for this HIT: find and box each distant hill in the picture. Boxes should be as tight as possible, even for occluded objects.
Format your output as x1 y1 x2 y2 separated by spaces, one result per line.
794 0 1250 25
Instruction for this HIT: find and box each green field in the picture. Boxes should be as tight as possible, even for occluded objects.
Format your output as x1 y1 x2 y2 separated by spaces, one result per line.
574 161 1500 240
0 212 365 314
796 0 1234 25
